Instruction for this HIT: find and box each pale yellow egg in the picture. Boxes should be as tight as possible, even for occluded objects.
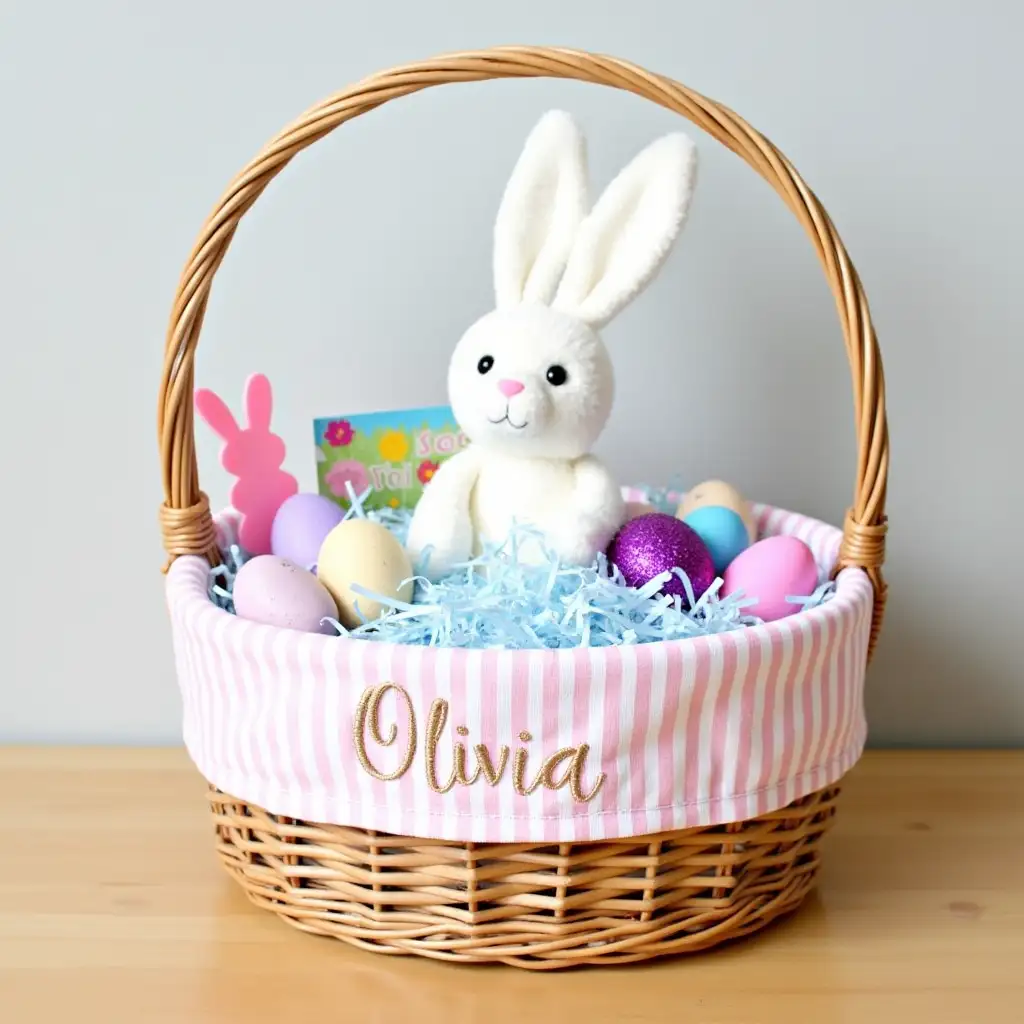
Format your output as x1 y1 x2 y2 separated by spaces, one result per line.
676 479 756 542
625 501 656 520
316 519 414 629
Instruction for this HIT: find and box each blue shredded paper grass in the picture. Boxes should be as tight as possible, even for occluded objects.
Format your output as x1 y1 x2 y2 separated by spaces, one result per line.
208 484 835 649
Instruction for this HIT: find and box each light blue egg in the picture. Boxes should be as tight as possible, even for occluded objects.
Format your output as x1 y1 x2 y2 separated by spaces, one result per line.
682 505 750 574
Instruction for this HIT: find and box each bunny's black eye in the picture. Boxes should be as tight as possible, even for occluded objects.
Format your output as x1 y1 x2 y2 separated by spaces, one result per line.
477 355 494 374
546 364 568 386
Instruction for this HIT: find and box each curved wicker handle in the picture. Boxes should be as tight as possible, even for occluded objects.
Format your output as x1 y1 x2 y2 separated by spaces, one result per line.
157 46 889 655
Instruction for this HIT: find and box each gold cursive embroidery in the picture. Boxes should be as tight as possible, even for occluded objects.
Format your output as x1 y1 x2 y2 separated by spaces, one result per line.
353 684 604 804
474 744 509 786
512 744 543 796
425 698 458 793
454 744 482 787
567 743 606 803
539 747 578 790
352 683 416 782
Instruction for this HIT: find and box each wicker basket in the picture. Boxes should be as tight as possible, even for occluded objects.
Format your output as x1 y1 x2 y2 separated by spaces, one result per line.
158 47 889 970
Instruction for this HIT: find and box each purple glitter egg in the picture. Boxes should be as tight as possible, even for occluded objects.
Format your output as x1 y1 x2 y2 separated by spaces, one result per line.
607 513 716 607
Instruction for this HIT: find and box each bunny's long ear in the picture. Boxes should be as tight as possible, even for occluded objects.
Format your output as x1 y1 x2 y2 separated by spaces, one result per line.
552 133 697 328
493 110 589 308
194 388 240 441
243 373 273 433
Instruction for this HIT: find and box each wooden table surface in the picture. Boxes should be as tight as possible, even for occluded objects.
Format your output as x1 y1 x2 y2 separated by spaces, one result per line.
0 748 1020 1023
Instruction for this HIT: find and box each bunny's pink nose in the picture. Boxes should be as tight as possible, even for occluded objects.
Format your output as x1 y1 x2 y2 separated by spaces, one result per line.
498 379 525 398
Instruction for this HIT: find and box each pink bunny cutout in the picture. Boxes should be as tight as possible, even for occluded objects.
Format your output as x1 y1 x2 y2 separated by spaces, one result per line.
194 373 298 555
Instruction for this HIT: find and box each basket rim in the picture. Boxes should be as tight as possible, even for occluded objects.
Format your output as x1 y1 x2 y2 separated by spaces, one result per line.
167 500 873 662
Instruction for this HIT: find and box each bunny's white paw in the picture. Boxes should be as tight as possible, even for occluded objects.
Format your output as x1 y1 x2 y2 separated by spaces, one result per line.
405 448 481 579
408 517 474 579
548 528 603 568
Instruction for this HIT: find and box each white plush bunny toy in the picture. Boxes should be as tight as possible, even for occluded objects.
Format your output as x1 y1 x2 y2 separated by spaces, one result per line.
407 110 698 577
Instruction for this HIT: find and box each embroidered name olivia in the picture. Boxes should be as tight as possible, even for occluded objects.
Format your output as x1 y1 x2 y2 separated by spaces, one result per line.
352 683 606 803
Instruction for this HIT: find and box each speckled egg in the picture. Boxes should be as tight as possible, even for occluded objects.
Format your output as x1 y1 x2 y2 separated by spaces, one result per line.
271 492 345 570
676 479 756 543
232 555 338 634
721 535 819 622
316 519 414 628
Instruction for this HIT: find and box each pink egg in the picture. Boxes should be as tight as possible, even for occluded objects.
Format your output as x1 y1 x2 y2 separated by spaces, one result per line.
721 535 819 622
232 555 338 634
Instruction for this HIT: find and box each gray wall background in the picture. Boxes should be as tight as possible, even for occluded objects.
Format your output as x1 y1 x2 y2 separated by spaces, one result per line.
1 1 1020 745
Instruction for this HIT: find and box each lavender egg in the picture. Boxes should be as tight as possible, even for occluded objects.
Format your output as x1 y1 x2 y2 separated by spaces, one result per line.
232 555 338 634
271 492 345 570
607 513 716 608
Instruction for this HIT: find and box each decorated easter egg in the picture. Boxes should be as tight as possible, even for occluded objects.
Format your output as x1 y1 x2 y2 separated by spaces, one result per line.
625 500 656 520
607 512 715 608
682 505 750 574
721 535 819 622
677 479 756 543
316 519 414 628
271 492 345 570
232 555 338 634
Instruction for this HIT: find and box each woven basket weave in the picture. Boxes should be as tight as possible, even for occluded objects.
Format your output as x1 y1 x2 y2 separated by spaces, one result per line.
158 47 889 969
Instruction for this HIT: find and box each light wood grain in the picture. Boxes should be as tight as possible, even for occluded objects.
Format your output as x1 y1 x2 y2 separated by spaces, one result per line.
0 749 1020 1023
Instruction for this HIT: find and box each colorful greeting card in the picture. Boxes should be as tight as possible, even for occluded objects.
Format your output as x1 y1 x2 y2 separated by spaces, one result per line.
313 406 468 510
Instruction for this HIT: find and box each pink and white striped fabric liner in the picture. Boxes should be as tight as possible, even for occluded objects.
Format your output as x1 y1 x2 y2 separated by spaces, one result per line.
166 500 873 842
